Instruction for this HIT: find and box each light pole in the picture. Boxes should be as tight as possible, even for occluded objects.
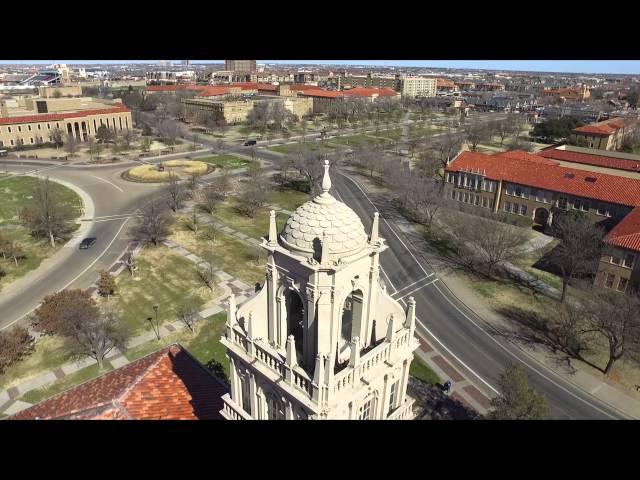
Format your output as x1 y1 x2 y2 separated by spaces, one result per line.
148 304 160 340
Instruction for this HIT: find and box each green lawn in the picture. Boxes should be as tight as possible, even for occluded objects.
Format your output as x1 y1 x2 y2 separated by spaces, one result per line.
410 355 440 385
21 362 114 404
0 176 83 291
195 154 254 169
208 198 288 240
268 188 309 212
267 142 335 155
0 336 73 391
329 134 389 147
169 228 266 286
124 312 229 377
111 245 216 335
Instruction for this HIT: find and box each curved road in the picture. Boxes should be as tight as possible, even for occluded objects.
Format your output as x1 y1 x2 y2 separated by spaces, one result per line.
0 159 171 330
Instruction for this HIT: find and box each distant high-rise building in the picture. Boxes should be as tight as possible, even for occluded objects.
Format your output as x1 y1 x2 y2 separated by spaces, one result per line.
182 60 190 66
225 60 257 72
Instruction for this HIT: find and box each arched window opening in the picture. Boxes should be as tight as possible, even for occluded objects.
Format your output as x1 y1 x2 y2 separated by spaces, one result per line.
338 289 364 363
239 373 251 416
284 288 304 365
266 394 285 420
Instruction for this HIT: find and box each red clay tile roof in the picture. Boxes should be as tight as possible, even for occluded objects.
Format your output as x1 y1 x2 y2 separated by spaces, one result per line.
289 84 324 91
194 86 232 97
437 79 456 88
604 207 640 252
573 118 631 136
446 150 640 207
227 82 277 91
299 89 344 99
11 344 227 420
0 106 130 126
342 87 398 97
539 148 640 173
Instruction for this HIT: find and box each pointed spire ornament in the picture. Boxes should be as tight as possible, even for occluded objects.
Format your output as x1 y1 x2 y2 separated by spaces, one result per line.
320 230 329 264
227 294 236 325
370 212 379 244
321 159 331 195
386 314 397 342
286 335 298 367
268 209 278 245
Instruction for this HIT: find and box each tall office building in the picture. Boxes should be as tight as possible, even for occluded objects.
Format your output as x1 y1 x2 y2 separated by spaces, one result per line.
225 60 257 72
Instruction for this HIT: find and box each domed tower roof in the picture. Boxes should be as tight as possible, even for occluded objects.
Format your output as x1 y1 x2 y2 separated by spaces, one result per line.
279 160 368 259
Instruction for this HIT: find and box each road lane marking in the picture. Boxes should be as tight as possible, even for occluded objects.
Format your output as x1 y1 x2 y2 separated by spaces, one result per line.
2 218 132 331
89 174 124 192
395 278 439 300
337 169 626 419
391 274 435 297
431 282 621 419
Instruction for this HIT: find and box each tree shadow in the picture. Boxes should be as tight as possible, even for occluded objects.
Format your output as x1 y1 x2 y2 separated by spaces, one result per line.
408 378 481 420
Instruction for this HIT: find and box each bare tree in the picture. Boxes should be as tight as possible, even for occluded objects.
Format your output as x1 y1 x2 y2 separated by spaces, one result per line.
582 290 640 375
64 133 78 157
464 118 489 151
87 137 97 161
548 211 605 302
185 206 199 235
135 201 173 246
495 119 514 146
397 177 444 229
167 172 187 212
199 185 222 215
448 213 529 277
157 119 183 146
176 301 199 333
21 177 75 247
6 241 25 267
121 129 135 150
238 163 269 217
51 128 64 149
61 304 129 370
197 255 217 292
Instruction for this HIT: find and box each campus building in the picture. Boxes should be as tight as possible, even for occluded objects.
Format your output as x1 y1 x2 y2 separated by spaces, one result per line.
399 76 437 98
221 162 418 420
572 117 638 151
0 92 132 148
225 60 257 73
444 149 640 294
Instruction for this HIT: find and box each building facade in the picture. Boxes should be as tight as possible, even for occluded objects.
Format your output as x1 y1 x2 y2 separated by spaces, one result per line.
225 60 257 73
220 162 418 420
572 117 638 151
399 76 437 98
0 104 132 148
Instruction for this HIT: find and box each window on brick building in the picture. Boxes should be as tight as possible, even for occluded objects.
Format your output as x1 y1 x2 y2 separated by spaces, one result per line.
617 277 628 293
520 204 527 216
605 273 615 289
504 202 511 213
623 253 635 268
558 197 568 209
611 255 622 265
359 399 372 420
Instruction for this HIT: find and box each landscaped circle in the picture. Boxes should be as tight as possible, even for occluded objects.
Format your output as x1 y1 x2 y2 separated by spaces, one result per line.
125 160 210 183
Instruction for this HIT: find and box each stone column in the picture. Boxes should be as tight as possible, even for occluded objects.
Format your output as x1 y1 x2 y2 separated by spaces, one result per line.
380 374 391 419
229 356 239 401
399 359 410 405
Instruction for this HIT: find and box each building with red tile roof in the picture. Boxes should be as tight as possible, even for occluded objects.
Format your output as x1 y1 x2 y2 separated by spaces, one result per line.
539 146 640 173
445 149 640 294
11 344 228 420
572 117 637 151
436 79 456 90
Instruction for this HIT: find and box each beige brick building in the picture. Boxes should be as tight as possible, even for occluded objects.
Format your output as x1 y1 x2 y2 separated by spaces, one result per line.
0 95 132 148
399 76 437 98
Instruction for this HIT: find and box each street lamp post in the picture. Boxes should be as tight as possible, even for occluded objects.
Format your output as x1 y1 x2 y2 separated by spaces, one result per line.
148 304 160 340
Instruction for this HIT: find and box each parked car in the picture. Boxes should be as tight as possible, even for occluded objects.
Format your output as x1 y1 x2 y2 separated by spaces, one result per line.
244 140 257 146
79 237 97 250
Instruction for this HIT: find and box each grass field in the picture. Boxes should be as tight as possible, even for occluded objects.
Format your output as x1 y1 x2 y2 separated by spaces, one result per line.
0 176 82 291
268 188 309 212
204 198 288 240
328 134 388 147
410 355 441 385
267 141 335 155
195 154 253 169
169 228 265 286
110 245 220 334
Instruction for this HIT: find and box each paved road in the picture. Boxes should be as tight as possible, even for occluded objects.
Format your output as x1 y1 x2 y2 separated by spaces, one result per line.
329 170 626 420
0 161 170 330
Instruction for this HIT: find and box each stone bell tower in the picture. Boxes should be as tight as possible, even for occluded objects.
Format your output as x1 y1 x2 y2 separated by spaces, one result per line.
220 161 419 420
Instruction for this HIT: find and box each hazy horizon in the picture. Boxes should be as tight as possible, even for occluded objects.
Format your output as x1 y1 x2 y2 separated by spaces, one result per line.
0 60 638 75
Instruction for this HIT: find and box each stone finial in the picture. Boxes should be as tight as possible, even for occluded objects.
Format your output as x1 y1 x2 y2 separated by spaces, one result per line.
321 159 331 196
386 314 397 342
370 212 379 244
268 209 278 245
286 335 297 367
247 312 254 339
226 294 236 325
405 296 416 331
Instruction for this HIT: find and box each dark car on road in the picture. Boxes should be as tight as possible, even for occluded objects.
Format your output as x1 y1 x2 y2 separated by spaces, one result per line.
243 139 257 146
79 237 97 250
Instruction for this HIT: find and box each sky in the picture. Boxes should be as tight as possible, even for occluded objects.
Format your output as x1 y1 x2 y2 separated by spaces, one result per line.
1 60 639 75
